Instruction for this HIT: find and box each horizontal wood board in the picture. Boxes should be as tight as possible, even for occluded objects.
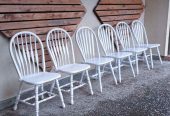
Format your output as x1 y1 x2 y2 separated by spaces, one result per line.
94 0 144 26
0 0 85 71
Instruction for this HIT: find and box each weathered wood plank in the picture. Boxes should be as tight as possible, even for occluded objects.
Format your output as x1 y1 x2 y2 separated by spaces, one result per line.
96 5 144 11
0 0 81 4
38 32 74 41
0 19 80 31
99 0 143 5
100 14 140 22
0 5 85 13
0 0 85 71
2 25 77 37
104 20 137 26
0 12 84 22
96 9 143 16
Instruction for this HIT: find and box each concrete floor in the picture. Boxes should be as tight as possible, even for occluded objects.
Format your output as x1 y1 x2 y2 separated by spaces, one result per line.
0 61 170 116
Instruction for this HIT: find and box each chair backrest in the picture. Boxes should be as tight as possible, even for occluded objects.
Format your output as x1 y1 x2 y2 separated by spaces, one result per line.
131 20 148 46
98 24 120 55
10 31 45 79
76 27 100 61
116 22 136 50
46 28 75 69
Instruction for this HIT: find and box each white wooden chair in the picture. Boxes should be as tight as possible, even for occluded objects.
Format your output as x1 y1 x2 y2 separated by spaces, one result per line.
46 28 93 105
131 20 162 68
10 31 65 116
76 26 117 93
116 22 150 74
98 24 135 83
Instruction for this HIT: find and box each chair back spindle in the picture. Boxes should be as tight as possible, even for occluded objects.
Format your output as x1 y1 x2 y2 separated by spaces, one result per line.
131 20 149 46
10 31 45 79
76 27 100 61
116 22 136 50
98 24 120 55
46 28 75 69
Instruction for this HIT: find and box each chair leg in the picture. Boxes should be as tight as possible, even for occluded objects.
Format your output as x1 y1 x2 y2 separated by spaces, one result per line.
149 48 154 69
135 53 139 75
85 70 94 95
35 85 39 116
144 51 150 70
109 62 117 85
157 46 162 64
13 82 23 111
40 84 44 99
56 79 65 108
117 59 121 83
128 56 135 77
80 71 85 84
49 80 55 96
70 75 74 105
97 66 102 93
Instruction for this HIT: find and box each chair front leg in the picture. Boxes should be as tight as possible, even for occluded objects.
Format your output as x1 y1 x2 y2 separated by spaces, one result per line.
144 51 150 70
157 46 162 64
56 79 65 108
70 75 74 105
85 70 93 95
97 66 102 93
13 82 23 110
135 53 139 75
35 85 39 116
109 62 117 85
128 56 135 77
117 59 121 83
149 48 154 69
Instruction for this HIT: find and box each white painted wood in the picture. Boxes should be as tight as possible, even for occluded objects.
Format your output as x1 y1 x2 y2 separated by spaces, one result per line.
76 27 117 92
116 22 150 74
98 24 135 82
10 31 65 116
131 20 162 68
46 28 93 104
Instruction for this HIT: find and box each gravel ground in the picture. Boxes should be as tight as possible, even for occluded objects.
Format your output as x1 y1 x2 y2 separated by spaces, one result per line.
0 61 170 116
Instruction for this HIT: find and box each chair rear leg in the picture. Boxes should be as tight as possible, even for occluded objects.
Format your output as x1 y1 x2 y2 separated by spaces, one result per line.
144 51 150 70
97 66 102 92
157 46 162 64
40 84 44 99
109 62 117 85
128 56 135 77
80 71 85 84
70 75 74 105
149 48 154 68
49 80 55 96
56 79 65 108
35 85 39 116
85 70 93 95
135 53 139 75
13 82 23 110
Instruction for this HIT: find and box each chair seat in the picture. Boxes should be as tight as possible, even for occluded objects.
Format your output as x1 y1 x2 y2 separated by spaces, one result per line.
123 47 147 53
85 57 113 66
22 72 61 85
106 52 132 59
57 63 90 74
139 44 160 49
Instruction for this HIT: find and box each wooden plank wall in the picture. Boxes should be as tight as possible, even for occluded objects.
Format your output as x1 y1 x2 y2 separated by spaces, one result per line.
94 0 144 26
0 0 85 71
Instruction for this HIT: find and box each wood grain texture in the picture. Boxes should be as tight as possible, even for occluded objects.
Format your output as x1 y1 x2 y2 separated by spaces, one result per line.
0 0 81 4
94 0 144 26
0 0 85 71
99 0 143 5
